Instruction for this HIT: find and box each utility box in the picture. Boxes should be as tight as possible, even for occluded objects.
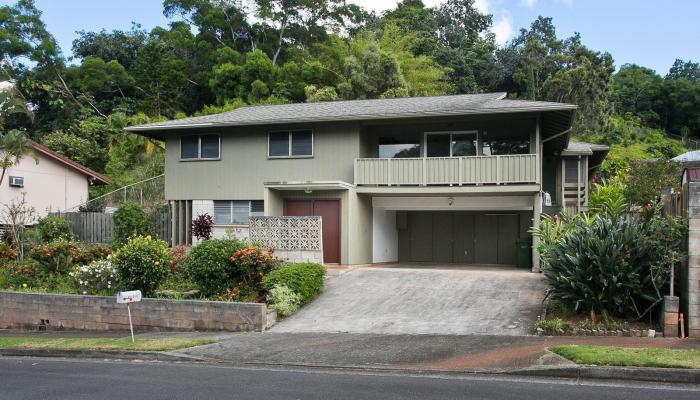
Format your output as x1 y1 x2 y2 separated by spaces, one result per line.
516 239 532 269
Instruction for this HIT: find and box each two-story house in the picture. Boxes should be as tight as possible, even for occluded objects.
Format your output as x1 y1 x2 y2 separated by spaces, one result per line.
127 93 608 270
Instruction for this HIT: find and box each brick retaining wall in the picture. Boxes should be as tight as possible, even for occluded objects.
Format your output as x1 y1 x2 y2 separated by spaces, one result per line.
0 291 269 332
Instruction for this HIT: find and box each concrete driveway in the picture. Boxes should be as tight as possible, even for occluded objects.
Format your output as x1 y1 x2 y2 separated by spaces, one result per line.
271 265 546 335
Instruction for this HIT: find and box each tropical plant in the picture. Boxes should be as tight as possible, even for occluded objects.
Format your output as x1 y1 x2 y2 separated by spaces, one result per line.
113 235 171 296
588 179 628 216
0 194 36 260
0 130 36 187
29 239 82 276
191 213 214 241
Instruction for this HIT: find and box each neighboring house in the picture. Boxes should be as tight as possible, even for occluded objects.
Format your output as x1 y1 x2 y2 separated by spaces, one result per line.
673 150 700 167
0 142 111 220
127 93 608 269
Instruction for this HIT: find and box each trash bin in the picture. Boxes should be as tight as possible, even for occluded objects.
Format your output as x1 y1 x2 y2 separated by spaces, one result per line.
516 239 532 269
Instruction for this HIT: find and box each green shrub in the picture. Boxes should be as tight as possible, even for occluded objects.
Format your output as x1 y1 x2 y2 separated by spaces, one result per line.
112 202 150 246
113 235 171 296
35 215 74 242
266 284 301 316
262 263 326 306
29 239 83 276
183 239 246 296
535 317 570 335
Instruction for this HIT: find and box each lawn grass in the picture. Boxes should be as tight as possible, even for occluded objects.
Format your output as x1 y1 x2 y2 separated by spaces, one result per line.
0 337 216 351
550 345 700 369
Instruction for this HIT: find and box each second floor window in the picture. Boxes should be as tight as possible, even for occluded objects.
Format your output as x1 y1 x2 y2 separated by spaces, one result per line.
181 134 220 160
268 130 313 157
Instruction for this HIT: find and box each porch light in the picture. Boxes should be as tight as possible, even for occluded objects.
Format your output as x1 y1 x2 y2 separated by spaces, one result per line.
304 187 313 194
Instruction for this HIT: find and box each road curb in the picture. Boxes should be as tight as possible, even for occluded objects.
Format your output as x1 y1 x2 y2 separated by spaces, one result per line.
508 365 700 385
0 348 209 363
2 348 698 385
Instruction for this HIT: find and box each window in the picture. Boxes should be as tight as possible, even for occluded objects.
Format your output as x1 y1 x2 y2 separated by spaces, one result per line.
213 200 264 225
8 176 23 188
425 132 477 157
481 138 529 156
268 130 313 157
180 134 220 160
378 136 421 158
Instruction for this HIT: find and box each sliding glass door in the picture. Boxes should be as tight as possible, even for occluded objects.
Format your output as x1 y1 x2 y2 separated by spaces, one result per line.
425 131 477 157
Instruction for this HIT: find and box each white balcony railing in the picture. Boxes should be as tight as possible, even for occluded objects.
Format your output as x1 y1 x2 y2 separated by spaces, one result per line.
354 154 537 186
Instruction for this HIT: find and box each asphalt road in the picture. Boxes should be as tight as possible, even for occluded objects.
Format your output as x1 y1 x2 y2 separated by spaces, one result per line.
0 357 697 400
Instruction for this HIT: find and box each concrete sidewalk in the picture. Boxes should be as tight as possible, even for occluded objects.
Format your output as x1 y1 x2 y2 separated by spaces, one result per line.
177 332 700 372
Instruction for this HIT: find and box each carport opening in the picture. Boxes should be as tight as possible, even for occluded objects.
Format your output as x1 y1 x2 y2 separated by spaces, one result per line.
373 209 533 267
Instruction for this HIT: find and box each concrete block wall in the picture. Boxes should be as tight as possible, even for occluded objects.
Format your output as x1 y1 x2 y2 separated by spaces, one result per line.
0 291 269 332
685 182 700 337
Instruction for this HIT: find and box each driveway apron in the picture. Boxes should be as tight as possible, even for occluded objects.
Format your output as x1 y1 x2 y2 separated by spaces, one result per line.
270 265 546 335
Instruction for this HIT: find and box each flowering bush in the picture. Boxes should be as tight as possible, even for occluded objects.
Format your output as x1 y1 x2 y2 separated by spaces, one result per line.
230 245 279 287
29 239 82 276
74 244 113 265
191 213 214 241
113 235 171 297
70 257 118 295
169 245 189 270
266 284 302 317
3 259 40 288
0 243 17 262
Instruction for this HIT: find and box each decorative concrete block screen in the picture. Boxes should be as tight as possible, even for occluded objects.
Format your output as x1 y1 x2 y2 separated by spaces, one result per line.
0 291 270 332
249 216 323 264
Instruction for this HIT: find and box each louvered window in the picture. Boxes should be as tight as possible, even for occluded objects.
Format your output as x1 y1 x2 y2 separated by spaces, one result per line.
213 200 264 225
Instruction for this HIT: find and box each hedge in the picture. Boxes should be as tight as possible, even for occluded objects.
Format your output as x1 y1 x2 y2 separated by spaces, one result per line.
262 262 326 305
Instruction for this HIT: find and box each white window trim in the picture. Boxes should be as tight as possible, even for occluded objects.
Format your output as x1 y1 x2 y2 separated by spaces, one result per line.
423 130 478 158
267 130 314 159
180 134 221 161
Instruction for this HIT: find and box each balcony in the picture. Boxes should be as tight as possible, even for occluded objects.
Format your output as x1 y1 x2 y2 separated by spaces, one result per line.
354 154 537 186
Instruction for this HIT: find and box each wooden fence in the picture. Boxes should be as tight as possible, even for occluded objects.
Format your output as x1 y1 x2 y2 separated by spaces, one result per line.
51 208 172 245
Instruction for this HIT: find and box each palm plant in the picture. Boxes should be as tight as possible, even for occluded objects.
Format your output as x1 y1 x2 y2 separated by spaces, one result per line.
0 129 37 187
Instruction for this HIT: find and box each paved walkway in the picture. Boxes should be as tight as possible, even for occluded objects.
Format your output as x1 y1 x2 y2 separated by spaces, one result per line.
271 265 546 335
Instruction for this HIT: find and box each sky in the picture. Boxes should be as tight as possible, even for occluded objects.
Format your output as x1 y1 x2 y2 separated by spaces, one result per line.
5 0 699 75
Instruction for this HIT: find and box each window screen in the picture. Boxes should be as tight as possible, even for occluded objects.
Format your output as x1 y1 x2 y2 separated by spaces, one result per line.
291 131 313 156
200 135 220 159
250 200 265 214
269 132 290 156
180 136 199 159
451 133 477 157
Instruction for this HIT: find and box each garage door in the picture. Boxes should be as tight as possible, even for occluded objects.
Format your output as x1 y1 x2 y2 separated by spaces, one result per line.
398 211 520 265
284 199 341 264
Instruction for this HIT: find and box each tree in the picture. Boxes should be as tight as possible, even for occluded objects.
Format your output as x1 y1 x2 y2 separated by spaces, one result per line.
666 59 700 82
612 64 663 126
0 130 36 187
0 193 36 260
72 25 148 70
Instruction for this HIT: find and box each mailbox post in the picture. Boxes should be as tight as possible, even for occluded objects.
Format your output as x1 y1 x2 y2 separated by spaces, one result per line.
116 290 142 342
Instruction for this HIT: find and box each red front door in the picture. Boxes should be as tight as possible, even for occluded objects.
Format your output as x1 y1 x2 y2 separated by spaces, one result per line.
284 199 340 264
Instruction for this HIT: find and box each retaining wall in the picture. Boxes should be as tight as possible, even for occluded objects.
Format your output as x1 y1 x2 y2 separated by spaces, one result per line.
0 291 270 332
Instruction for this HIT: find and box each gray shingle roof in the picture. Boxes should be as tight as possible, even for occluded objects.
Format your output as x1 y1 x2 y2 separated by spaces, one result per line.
563 140 610 155
125 93 577 133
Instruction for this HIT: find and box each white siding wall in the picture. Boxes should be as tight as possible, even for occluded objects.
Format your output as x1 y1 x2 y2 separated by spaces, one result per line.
372 208 398 263
0 152 89 221
191 199 249 244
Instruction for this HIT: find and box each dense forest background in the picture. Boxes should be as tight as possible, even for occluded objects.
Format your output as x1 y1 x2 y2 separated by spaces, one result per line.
1 0 698 197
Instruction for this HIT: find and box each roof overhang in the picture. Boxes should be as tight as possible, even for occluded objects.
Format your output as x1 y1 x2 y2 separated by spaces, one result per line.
264 181 354 191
